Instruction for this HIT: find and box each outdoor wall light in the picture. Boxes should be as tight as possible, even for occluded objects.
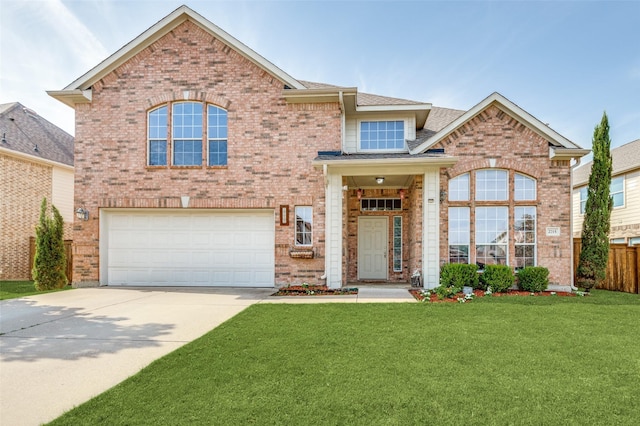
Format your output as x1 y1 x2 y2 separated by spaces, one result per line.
398 189 406 200
375 177 385 184
357 188 363 199
439 189 447 203
75 207 89 221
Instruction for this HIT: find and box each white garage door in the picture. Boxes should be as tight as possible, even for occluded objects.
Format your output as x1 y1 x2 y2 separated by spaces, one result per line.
101 209 274 287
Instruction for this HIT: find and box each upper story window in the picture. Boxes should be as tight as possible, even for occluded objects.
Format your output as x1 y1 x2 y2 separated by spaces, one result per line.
359 120 405 151
610 176 624 208
147 102 228 167
579 175 624 214
476 169 508 201
514 173 536 201
448 173 469 201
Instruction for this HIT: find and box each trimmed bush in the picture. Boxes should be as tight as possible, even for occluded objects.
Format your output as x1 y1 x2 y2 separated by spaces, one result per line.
440 263 479 290
480 265 514 293
517 266 549 292
33 198 67 291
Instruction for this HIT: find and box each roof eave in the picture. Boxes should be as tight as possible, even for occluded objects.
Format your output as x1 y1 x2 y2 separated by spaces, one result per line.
46 89 92 108
282 87 358 103
550 147 591 161
312 155 457 169
0 145 74 170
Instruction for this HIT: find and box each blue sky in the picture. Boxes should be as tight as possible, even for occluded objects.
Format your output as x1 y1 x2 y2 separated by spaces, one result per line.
1 0 639 154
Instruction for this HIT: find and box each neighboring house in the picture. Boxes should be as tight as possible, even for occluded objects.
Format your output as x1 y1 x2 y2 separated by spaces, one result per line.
48 5 588 291
572 139 640 245
0 102 74 280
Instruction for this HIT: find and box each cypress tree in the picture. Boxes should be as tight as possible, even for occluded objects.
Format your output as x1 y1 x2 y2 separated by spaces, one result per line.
32 198 68 290
576 112 613 291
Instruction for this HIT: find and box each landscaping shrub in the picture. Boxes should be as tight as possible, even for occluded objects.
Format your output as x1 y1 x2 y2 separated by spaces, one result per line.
480 265 514 293
440 263 479 289
33 198 67 291
517 266 549 292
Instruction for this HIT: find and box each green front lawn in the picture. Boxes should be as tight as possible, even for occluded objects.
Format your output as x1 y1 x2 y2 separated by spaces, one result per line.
50 290 640 425
0 280 71 300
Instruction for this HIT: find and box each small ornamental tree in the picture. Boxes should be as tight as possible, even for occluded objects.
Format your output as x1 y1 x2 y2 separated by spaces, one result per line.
576 112 613 291
32 198 67 290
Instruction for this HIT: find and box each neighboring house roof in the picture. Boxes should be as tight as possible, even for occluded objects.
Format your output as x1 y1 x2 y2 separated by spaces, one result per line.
409 92 589 160
573 138 640 187
0 102 74 167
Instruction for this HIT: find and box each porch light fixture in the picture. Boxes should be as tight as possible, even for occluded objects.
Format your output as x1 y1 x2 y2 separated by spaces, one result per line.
75 207 89 221
439 189 447 203
398 189 405 200
375 177 385 185
357 189 363 199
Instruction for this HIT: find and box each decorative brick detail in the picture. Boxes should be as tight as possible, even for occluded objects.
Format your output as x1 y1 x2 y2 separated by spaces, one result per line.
438 105 573 287
72 21 341 286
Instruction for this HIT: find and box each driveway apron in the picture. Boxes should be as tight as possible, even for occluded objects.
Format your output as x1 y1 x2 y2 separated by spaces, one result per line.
0 287 273 426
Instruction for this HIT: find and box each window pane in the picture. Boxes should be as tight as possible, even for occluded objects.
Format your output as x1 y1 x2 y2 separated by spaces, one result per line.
359 121 404 151
475 207 508 269
610 177 624 193
579 187 588 214
393 216 402 272
612 192 624 207
449 207 470 264
173 140 202 166
295 206 312 246
514 174 536 200
149 140 167 166
208 140 228 166
448 173 469 201
610 177 624 207
476 170 508 201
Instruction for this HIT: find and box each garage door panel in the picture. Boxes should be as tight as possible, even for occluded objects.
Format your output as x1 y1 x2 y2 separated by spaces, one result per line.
105 210 274 287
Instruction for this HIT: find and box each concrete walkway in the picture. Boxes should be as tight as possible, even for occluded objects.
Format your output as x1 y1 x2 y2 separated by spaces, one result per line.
0 286 414 425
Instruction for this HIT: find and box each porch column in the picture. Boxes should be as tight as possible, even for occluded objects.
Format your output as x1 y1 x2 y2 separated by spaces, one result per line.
422 169 440 288
325 173 343 288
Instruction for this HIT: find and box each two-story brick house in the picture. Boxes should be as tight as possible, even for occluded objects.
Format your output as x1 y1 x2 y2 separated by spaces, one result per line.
49 5 588 291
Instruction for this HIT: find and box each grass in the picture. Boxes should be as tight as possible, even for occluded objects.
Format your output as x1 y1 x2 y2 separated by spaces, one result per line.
49 290 640 425
0 280 71 300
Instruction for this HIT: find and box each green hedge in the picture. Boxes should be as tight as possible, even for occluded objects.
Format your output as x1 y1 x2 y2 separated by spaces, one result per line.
517 266 549 292
480 265 514 293
440 263 479 290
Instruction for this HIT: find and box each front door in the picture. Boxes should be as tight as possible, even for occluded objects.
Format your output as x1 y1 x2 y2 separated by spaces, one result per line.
358 216 388 280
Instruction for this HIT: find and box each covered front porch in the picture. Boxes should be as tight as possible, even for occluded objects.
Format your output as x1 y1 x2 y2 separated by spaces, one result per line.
314 154 456 289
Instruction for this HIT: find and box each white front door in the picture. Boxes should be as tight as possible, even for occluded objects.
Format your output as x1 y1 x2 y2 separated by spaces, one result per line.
358 216 388 280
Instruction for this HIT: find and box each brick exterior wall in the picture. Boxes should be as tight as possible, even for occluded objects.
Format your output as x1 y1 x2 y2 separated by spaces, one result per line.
437 105 573 287
72 21 341 286
0 154 71 280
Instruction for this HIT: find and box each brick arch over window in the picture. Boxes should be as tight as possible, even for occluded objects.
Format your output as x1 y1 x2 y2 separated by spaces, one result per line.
145 92 231 111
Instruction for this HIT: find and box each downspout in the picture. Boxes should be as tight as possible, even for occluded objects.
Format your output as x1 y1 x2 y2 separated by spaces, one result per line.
569 157 582 291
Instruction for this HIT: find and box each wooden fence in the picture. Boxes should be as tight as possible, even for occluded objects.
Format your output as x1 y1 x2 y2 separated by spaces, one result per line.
29 237 73 283
573 239 639 294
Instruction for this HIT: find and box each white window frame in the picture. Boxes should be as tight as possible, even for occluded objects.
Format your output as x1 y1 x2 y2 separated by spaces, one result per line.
294 206 313 246
514 173 537 201
357 119 406 152
448 207 470 264
172 101 203 166
476 169 508 201
514 206 536 270
448 173 469 201
475 206 508 269
610 176 624 208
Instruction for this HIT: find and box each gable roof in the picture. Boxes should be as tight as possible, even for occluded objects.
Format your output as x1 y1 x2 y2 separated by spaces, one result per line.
573 138 640 187
0 102 74 167
409 92 589 160
49 5 305 107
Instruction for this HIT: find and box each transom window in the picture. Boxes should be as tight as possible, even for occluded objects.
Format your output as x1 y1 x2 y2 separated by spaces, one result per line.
476 169 508 201
448 173 469 201
514 173 536 201
147 101 228 167
359 121 405 151
361 198 402 211
295 206 312 246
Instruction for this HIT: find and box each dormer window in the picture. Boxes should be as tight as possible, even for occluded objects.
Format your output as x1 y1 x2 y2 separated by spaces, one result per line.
359 120 405 151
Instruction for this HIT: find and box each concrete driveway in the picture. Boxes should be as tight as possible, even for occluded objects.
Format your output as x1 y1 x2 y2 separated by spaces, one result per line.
0 287 273 426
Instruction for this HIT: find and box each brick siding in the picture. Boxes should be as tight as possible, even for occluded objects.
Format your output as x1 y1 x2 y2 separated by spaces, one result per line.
72 21 341 286
437 105 573 287
0 154 71 279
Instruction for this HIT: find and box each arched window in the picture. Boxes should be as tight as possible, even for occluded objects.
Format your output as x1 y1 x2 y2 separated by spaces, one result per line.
514 173 536 200
448 173 469 201
147 102 228 167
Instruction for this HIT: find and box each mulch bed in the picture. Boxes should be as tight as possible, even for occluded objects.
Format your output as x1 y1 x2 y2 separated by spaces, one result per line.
409 288 576 303
273 285 358 296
